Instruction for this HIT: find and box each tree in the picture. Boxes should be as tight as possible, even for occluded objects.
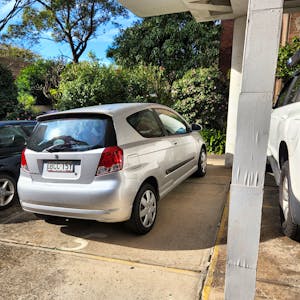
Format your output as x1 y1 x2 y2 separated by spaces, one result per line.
107 13 221 84
6 0 128 62
0 63 18 119
0 0 30 32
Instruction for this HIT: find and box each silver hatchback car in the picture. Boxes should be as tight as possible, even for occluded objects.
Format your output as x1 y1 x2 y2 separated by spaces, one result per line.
18 103 207 234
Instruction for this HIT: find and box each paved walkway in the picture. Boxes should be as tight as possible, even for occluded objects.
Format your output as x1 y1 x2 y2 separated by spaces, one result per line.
0 157 231 300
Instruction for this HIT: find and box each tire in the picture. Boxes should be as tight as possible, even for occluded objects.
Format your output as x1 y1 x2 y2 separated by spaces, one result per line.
0 174 18 210
194 147 207 177
279 161 298 239
127 183 158 234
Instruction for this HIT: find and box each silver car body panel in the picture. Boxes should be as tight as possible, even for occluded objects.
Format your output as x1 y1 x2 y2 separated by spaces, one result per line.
19 103 205 222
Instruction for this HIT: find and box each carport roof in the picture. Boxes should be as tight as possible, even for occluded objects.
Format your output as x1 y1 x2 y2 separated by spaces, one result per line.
119 0 300 22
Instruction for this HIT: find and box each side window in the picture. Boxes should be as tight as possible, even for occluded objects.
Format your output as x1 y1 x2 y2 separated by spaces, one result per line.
276 78 293 108
285 75 300 105
155 109 189 135
127 109 164 138
0 126 26 150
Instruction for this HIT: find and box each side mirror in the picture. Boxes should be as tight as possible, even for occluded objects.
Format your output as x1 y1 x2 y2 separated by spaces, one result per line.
191 123 202 131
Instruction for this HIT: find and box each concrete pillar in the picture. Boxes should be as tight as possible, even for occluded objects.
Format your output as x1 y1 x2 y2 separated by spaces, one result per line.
225 16 247 168
225 0 283 299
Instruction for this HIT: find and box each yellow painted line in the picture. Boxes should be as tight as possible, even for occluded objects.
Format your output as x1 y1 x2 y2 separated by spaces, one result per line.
262 205 277 209
202 193 229 300
0 238 199 277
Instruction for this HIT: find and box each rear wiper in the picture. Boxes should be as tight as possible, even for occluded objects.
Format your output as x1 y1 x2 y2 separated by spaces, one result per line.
43 143 75 152
43 142 103 153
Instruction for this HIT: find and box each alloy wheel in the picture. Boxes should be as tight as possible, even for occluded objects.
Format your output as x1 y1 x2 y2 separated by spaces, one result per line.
0 178 15 207
139 190 157 228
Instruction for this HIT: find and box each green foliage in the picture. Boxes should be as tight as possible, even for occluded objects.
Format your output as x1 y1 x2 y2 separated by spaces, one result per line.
55 62 172 110
0 43 39 62
5 102 39 120
172 67 228 130
277 37 300 80
6 0 128 62
125 64 171 105
16 59 64 108
55 62 128 110
201 129 226 154
107 13 221 84
0 63 18 120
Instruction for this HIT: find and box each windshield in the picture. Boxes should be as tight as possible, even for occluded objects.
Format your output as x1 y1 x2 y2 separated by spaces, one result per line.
27 116 116 152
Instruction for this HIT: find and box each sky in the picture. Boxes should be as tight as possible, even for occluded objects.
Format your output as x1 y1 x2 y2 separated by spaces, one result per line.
0 1 140 64
32 12 140 64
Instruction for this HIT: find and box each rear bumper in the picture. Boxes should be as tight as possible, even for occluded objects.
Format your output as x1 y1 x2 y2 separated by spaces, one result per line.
18 171 137 222
22 202 124 222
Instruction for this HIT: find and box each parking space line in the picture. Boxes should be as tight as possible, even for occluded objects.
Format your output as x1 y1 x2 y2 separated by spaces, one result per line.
201 193 229 300
262 205 277 209
0 238 201 277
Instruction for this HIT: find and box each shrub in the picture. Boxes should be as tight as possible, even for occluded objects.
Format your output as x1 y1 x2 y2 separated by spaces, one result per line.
172 67 228 130
201 129 226 154
16 59 64 108
5 103 39 120
0 63 18 120
55 62 172 110
277 37 300 81
125 64 171 105
55 62 128 110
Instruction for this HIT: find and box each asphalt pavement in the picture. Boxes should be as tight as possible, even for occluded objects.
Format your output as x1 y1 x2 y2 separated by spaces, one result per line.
0 157 230 300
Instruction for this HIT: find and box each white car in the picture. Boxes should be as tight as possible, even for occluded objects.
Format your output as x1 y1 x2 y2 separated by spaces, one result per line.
268 68 300 239
18 103 207 234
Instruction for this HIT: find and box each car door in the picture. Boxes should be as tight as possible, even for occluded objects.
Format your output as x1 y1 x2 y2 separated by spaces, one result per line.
126 108 177 193
269 75 300 163
154 108 198 181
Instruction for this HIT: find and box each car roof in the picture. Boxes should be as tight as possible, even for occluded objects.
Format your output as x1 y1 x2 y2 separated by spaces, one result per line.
37 103 169 121
0 120 37 127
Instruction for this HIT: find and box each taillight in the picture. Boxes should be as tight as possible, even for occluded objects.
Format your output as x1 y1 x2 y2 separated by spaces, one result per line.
21 149 29 172
96 146 123 176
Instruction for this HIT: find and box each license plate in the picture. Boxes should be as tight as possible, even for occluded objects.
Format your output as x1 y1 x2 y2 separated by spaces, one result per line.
47 161 74 173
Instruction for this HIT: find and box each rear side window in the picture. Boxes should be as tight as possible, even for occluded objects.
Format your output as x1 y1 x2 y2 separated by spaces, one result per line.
0 126 27 155
127 109 164 138
27 115 116 152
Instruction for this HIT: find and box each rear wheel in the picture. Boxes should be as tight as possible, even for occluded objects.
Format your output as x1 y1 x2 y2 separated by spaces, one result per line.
194 147 207 177
0 174 17 210
127 183 157 234
279 161 298 239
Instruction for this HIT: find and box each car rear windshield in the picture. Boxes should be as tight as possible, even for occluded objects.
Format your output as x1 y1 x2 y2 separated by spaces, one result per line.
27 115 116 152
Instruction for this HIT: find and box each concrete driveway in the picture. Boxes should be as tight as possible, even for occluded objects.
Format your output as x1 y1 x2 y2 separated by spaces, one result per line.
0 158 230 300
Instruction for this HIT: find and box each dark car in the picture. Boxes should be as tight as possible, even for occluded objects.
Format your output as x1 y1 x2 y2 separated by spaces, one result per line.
0 120 36 210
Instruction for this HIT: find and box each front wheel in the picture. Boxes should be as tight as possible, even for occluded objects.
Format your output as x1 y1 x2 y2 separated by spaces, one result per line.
0 174 17 210
194 147 207 177
127 183 157 234
279 161 298 239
